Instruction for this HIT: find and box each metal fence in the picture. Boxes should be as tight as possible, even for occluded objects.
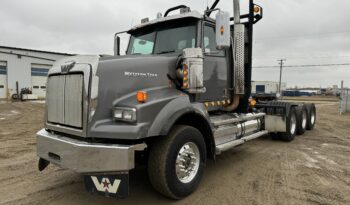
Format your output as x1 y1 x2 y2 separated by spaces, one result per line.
340 89 350 114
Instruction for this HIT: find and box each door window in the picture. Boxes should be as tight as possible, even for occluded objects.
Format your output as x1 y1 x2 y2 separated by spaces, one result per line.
203 25 225 56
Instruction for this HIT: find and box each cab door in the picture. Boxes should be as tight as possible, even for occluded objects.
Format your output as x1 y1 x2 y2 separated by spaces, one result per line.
198 23 231 104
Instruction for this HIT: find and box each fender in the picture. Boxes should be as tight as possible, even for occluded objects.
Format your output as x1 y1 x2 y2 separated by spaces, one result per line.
148 98 216 158
148 99 212 137
89 86 214 142
114 85 213 138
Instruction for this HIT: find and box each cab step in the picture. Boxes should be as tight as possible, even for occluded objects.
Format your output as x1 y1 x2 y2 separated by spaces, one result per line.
215 130 268 154
210 113 265 127
211 113 266 147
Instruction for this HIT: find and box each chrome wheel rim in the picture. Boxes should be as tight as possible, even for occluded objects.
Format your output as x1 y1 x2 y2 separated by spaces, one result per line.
175 142 200 184
302 111 307 129
290 113 297 134
311 111 315 125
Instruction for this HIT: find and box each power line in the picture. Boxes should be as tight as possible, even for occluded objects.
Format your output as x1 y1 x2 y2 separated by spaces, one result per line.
253 55 350 60
255 30 350 41
253 63 350 68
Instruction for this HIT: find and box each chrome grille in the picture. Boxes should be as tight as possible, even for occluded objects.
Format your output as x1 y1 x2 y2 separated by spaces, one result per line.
47 74 83 128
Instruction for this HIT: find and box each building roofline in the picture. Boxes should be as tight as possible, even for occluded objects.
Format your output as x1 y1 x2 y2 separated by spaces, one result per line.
0 46 75 56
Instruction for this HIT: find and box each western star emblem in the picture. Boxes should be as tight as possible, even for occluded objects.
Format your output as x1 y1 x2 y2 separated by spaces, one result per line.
102 179 110 188
91 176 121 193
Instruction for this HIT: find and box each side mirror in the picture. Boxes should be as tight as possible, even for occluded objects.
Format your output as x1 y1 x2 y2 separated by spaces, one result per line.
114 35 120 56
215 11 231 50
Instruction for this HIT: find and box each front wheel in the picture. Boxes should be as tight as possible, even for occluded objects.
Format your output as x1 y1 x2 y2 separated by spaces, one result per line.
148 125 206 199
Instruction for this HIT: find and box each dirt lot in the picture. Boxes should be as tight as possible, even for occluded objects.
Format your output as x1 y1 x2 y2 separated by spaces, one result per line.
0 99 349 205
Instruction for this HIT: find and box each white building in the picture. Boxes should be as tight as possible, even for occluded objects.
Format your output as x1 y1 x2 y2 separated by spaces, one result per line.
251 81 287 95
0 46 73 99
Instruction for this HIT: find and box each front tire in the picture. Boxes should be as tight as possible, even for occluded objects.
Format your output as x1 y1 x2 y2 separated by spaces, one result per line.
148 125 206 199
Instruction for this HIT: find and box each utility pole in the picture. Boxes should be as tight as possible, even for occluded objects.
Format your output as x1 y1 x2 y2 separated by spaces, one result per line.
277 59 286 98
340 80 344 115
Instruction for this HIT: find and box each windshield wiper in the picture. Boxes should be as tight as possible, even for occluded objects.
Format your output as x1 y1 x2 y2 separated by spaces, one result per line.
156 50 175 54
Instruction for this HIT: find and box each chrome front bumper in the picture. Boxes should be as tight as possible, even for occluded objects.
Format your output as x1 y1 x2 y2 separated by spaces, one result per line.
36 129 147 174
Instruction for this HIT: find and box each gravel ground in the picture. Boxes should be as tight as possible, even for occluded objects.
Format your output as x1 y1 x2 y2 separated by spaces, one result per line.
0 99 349 205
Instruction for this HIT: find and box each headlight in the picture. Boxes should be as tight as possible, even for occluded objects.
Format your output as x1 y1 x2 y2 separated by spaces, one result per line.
113 107 137 122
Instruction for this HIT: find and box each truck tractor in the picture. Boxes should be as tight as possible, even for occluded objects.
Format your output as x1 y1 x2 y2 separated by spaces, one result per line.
37 0 317 199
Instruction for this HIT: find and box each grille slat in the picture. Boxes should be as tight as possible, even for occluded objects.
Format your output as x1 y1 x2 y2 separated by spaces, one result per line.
47 74 84 128
64 75 83 127
47 75 65 124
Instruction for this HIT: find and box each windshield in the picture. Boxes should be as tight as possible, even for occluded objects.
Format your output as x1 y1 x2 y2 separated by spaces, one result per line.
127 23 197 55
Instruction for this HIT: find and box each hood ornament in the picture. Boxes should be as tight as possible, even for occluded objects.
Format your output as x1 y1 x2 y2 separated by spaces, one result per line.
61 61 76 73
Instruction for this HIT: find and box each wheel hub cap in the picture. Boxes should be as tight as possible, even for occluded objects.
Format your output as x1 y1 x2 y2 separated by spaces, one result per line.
291 114 296 134
311 112 315 125
302 111 307 129
175 142 200 183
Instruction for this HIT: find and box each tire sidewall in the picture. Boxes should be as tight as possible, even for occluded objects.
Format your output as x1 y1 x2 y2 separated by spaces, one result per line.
306 103 316 130
166 126 206 198
283 107 297 141
296 105 307 135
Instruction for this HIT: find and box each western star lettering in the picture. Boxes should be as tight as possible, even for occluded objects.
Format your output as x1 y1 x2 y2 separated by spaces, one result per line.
124 71 158 78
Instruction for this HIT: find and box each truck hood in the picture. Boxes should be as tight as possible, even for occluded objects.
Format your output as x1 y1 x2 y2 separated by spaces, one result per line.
92 55 178 121
46 54 181 138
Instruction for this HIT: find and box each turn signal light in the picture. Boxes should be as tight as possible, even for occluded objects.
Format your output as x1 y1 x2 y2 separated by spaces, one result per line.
182 64 189 88
183 70 188 76
136 91 148 103
220 26 225 35
254 6 260 13
250 99 257 107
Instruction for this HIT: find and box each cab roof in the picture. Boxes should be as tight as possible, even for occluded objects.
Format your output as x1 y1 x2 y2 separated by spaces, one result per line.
128 11 204 33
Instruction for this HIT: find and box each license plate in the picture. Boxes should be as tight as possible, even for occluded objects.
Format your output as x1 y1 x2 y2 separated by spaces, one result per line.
84 173 129 198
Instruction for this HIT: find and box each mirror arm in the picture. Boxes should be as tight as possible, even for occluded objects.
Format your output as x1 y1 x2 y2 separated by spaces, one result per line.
114 30 128 56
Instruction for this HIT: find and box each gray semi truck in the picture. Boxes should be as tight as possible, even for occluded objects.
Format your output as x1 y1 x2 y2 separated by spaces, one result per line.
36 0 317 199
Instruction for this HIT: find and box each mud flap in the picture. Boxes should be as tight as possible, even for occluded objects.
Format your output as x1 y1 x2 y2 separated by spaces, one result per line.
84 173 129 198
38 158 50 171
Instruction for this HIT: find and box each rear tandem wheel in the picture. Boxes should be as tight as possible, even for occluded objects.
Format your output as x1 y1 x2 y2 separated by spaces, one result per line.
295 105 307 135
279 106 297 142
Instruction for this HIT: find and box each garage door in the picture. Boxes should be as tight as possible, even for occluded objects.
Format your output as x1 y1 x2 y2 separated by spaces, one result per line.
0 61 7 99
31 64 51 99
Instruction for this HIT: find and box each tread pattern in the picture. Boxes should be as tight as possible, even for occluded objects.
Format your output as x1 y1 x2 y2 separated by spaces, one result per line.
148 125 206 199
148 126 184 199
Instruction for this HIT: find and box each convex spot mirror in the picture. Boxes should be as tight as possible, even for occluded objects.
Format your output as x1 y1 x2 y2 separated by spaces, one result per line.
215 11 231 50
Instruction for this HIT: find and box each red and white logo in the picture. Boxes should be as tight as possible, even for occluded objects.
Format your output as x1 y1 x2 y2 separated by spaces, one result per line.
91 176 121 193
